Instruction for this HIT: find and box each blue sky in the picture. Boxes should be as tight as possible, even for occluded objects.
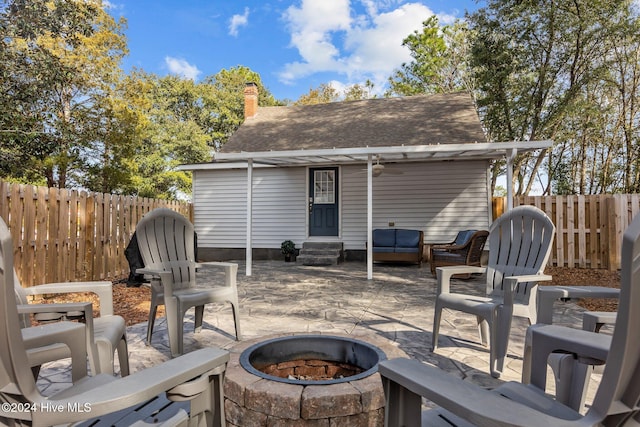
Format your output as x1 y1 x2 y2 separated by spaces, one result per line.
107 0 481 101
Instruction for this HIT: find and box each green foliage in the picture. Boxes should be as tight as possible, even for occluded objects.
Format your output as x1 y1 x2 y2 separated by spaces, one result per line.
386 17 471 97
0 2 279 198
294 81 376 105
387 16 448 96
467 0 640 195
0 0 128 189
343 81 375 101
203 66 282 150
294 83 340 105
281 240 296 255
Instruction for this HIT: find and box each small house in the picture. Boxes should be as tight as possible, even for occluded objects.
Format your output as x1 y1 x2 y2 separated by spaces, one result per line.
182 84 550 278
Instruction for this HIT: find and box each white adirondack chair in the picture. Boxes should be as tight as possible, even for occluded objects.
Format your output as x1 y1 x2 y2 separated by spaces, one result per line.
379 210 640 426
0 217 230 427
15 273 129 379
135 208 241 357
432 205 555 377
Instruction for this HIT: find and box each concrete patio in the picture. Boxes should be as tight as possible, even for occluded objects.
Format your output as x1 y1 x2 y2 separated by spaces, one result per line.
36 260 603 416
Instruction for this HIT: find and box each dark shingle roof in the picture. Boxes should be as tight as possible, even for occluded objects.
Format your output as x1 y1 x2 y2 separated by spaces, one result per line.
221 92 485 154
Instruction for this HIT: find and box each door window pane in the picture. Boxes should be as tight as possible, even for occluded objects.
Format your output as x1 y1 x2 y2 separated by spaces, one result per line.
314 171 335 204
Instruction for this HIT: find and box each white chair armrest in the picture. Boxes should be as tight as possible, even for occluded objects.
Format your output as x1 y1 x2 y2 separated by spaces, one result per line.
506 274 553 283
379 358 579 427
23 281 114 316
17 301 92 317
537 286 620 324
527 324 611 391
136 267 168 277
22 320 89 382
197 261 239 288
42 347 229 425
436 266 486 294
19 301 99 371
502 274 552 307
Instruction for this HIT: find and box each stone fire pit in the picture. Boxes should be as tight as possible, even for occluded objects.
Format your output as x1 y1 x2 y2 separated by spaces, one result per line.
224 333 407 426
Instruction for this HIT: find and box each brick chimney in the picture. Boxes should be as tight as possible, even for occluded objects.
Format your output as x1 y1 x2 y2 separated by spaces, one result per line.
244 82 259 119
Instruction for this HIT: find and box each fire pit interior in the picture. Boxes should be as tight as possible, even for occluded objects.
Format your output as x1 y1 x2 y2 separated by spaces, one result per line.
240 334 385 385
225 334 394 426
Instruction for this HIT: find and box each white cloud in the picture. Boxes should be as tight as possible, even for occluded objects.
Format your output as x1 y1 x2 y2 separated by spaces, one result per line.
278 1 434 86
164 57 201 80
229 7 250 37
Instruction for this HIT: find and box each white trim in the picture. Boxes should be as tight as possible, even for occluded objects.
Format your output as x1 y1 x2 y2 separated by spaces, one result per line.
180 141 552 171
367 154 373 280
246 159 253 276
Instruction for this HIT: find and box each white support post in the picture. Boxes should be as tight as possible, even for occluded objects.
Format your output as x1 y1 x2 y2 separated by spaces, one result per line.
506 148 516 212
367 154 373 280
246 159 253 276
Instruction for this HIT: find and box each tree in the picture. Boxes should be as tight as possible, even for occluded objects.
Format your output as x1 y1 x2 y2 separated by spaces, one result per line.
467 0 637 195
117 67 280 199
343 81 375 101
202 66 281 150
294 83 340 105
0 0 128 188
387 16 471 96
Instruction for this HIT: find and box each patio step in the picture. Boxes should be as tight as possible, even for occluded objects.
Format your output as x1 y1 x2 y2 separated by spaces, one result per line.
296 242 343 266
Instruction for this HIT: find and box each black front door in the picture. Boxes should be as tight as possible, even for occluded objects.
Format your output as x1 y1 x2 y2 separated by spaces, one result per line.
309 167 339 236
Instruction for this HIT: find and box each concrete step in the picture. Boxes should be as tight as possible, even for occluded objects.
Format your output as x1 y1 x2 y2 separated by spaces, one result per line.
296 254 340 266
301 242 344 250
297 242 343 266
298 248 342 256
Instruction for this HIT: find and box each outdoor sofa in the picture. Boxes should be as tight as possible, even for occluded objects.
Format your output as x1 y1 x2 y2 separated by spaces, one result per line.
372 228 424 265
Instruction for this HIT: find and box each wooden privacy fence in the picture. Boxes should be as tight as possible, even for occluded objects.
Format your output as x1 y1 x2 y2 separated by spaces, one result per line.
493 194 640 270
0 180 192 287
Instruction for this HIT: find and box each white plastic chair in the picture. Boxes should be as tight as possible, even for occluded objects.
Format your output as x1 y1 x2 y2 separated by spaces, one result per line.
432 205 555 377
15 275 130 378
0 216 230 427
379 210 640 426
135 208 241 357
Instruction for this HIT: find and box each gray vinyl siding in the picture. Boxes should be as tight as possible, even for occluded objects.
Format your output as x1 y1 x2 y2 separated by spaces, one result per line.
341 161 490 249
193 168 307 248
193 160 491 250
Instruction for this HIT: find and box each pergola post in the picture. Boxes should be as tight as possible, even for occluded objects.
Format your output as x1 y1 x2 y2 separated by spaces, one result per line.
367 154 373 280
246 159 253 276
506 148 517 212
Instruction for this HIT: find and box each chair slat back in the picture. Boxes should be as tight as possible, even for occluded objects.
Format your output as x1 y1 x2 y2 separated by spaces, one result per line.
486 206 555 304
0 218 39 405
136 209 196 290
592 213 640 423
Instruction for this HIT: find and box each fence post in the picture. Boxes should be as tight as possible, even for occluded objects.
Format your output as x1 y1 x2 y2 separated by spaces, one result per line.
605 196 622 271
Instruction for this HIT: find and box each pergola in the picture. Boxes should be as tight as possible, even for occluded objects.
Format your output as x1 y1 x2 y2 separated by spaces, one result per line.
187 140 552 279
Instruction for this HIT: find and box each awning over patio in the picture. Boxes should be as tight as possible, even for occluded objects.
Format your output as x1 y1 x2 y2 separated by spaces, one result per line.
182 140 553 279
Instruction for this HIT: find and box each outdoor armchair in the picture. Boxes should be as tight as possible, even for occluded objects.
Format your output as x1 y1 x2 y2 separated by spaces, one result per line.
379 210 640 426
520 286 620 411
14 272 129 378
432 205 555 378
0 217 230 427
135 208 241 357
429 229 489 277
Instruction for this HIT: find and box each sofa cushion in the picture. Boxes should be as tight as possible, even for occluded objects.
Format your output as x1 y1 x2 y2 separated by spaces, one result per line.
454 230 477 246
373 229 396 247
395 229 421 248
